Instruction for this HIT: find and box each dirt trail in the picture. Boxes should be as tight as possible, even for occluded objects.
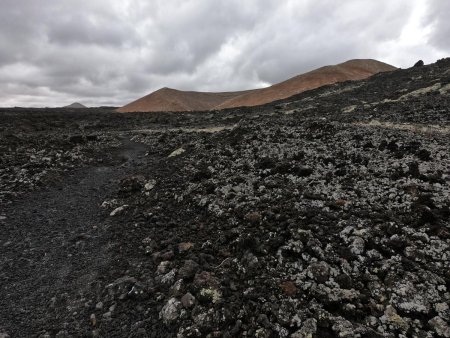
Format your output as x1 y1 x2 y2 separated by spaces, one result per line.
0 138 147 337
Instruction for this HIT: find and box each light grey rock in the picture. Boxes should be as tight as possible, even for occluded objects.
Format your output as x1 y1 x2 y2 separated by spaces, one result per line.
157 261 171 275
109 205 128 216
349 236 365 255
331 317 354 337
307 261 330 283
181 292 196 308
428 316 450 337
159 298 182 324
144 179 157 191
291 318 317 338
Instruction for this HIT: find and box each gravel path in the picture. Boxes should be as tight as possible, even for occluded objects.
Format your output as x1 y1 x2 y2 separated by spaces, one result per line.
0 138 147 337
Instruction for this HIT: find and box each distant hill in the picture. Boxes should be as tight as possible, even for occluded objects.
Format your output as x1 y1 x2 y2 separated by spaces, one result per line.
117 59 396 113
64 102 87 109
118 88 255 113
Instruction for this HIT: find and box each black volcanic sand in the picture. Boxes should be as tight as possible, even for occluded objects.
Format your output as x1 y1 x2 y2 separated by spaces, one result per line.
1 59 449 338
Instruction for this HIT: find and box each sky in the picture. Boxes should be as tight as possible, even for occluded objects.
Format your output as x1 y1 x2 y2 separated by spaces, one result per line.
0 0 449 107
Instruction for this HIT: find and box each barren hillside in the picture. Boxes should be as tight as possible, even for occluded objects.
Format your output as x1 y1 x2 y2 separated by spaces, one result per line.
118 59 396 112
216 59 396 108
117 87 255 113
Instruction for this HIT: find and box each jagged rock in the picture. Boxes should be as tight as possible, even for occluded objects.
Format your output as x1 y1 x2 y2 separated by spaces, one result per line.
331 317 354 337
159 298 182 324
119 175 145 193
181 292 196 308
168 147 185 157
178 260 199 279
307 261 330 283
279 281 297 297
109 205 128 216
144 179 157 191
291 318 317 338
428 316 450 337
381 305 409 331
178 242 194 252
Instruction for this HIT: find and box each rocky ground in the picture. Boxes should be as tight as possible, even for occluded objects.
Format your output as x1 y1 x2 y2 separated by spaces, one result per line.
1 59 449 337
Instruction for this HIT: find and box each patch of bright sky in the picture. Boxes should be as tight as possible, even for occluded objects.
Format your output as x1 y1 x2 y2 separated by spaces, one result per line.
378 0 446 68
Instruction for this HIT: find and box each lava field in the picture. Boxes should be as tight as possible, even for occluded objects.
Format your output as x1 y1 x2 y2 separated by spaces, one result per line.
1 59 450 337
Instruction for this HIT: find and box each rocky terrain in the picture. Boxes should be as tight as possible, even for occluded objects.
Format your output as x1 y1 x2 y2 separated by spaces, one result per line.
117 59 395 113
0 59 449 337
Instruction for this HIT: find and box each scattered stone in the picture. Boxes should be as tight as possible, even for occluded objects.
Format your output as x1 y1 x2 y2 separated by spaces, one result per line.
331 317 354 337
144 179 157 191
178 242 194 252
193 271 220 289
169 279 184 297
119 175 145 193
178 260 199 280
157 261 171 275
291 318 317 338
90 313 97 327
109 205 128 216
428 316 450 337
349 236 365 255
159 269 176 286
244 211 262 222
381 305 409 331
181 292 196 308
168 147 185 157
199 287 222 303
335 199 347 206
307 261 330 283
159 298 182 324
279 281 297 297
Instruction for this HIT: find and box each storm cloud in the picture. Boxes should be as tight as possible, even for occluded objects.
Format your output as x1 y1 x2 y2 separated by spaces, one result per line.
0 0 448 107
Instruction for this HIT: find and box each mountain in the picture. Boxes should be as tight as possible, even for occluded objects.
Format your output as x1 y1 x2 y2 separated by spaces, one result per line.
118 88 254 113
117 59 396 113
64 102 87 109
216 59 396 109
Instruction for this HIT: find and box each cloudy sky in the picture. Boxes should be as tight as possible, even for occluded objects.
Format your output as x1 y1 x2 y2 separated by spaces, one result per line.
0 0 448 107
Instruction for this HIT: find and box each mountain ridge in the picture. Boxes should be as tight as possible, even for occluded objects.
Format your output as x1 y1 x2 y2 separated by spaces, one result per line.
117 59 396 113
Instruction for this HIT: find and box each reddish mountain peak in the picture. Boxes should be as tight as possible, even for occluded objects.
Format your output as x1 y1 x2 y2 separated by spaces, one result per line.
117 59 396 113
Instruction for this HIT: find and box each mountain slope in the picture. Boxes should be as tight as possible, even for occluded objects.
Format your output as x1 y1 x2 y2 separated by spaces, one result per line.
117 88 255 113
118 59 396 113
216 59 396 109
64 102 87 109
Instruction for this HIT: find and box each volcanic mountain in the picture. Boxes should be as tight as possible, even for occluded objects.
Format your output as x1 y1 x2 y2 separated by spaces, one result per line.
63 102 87 109
118 59 396 113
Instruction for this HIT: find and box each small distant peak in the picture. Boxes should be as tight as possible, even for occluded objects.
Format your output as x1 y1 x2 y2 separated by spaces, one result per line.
64 102 87 108
413 60 424 67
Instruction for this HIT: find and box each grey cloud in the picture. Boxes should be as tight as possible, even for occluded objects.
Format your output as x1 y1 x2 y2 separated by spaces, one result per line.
425 0 450 52
232 0 414 84
140 0 278 75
